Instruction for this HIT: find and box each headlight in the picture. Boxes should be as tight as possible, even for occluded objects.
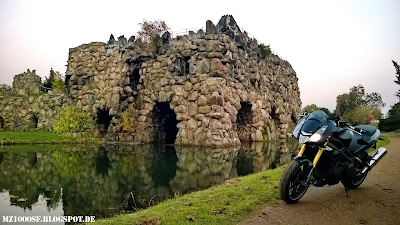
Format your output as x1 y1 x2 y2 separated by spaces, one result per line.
308 133 322 142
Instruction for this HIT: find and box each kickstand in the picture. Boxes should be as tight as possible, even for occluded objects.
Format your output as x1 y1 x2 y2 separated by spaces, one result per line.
344 185 350 197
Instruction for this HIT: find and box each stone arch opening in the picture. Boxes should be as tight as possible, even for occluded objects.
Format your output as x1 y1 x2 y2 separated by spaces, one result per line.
150 102 178 144
129 68 140 90
29 114 38 129
96 108 112 134
236 102 253 142
0 116 4 129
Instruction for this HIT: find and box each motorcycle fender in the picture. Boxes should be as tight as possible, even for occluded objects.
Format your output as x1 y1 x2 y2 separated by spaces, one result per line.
293 156 313 168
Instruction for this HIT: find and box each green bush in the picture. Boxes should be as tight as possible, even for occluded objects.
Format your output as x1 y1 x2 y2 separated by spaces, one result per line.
53 106 94 133
136 35 161 55
116 107 138 133
259 44 272 58
52 78 65 93
378 118 400 132
378 102 400 131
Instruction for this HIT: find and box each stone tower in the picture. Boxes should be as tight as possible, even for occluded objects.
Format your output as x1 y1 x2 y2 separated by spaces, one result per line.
12 69 42 96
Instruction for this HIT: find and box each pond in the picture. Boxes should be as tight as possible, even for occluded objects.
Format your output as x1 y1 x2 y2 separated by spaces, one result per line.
0 141 297 221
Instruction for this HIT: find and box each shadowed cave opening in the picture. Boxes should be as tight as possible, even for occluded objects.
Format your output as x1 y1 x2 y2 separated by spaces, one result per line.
151 102 179 144
96 109 112 134
0 116 4 129
129 68 140 90
237 102 253 142
29 115 38 129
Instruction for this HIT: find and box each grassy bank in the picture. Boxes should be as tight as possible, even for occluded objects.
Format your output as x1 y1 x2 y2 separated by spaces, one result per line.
95 167 283 225
0 131 102 145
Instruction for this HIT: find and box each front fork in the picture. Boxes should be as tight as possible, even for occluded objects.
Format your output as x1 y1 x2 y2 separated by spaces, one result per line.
297 142 328 183
297 142 328 168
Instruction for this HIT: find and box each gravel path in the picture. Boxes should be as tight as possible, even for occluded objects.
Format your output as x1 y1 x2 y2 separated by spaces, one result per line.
240 135 400 225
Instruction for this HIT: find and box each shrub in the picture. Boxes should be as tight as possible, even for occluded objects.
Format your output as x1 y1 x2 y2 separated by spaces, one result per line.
259 44 272 58
378 118 400 132
53 106 94 133
378 102 400 131
52 78 65 93
116 107 138 133
0 84 12 96
136 35 162 55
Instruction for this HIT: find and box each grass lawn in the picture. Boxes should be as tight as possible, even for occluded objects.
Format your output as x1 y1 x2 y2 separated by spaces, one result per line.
0 131 101 144
376 134 390 149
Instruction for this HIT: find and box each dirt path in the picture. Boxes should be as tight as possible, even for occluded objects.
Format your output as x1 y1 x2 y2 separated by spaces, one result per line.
240 135 400 225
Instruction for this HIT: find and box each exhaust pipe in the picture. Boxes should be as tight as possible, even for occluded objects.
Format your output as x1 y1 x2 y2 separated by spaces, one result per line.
362 147 387 173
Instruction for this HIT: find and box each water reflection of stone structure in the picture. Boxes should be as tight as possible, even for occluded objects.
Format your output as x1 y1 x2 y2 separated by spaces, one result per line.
0 142 295 218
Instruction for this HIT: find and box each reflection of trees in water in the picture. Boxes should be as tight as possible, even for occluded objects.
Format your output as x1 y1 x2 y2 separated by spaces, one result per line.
0 141 297 218
0 152 62 211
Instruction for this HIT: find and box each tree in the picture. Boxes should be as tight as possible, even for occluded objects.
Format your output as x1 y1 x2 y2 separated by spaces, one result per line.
303 104 319 113
342 106 381 125
302 105 335 119
335 84 384 124
44 69 64 91
319 107 335 119
378 61 400 131
379 103 400 131
136 19 170 54
393 60 400 99
136 19 170 43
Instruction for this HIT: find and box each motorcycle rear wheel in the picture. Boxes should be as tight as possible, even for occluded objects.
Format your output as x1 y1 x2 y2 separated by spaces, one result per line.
280 160 310 204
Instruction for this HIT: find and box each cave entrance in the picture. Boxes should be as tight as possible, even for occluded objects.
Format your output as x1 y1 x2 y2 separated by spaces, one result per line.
151 102 178 145
0 116 4 129
129 68 140 90
96 108 112 134
65 75 72 94
236 102 253 142
28 115 38 129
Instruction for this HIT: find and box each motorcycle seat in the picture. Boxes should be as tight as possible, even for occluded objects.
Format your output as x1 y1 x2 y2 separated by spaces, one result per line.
355 125 377 137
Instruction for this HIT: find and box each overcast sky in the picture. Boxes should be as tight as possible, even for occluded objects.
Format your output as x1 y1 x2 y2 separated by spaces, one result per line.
0 0 399 113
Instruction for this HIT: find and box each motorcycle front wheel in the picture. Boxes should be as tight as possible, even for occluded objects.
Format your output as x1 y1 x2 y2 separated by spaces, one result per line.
279 160 310 204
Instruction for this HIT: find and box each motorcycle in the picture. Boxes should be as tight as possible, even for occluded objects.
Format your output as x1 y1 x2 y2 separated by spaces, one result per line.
279 110 387 204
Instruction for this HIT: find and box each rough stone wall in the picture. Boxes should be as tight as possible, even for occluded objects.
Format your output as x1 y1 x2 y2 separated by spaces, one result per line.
12 69 42 96
65 15 302 147
0 69 69 131
65 41 133 115
0 93 69 131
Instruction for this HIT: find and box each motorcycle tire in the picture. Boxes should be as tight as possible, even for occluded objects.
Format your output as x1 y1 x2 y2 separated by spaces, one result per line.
279 160 310 204
341 171 368 189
